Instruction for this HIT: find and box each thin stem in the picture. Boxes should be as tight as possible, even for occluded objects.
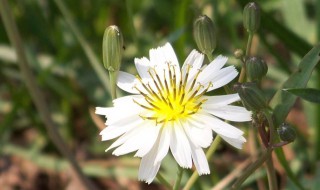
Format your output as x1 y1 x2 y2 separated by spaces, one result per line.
265 156 277 190
0 1 98 190
183 135 221 190
246 33 254 57
53 0 110 93
156 172 172 189
231 148 271 190
263 110 278 190
238 33 254 83
125 0 138 46
173 166 184 190
109 71 118 100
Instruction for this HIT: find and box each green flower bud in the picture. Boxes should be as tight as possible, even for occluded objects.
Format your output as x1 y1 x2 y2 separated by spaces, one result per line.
193 15 217 55
233 82 267 111
277 123 296 142
243 2 261 33
102 25 123 71
246 57 268 81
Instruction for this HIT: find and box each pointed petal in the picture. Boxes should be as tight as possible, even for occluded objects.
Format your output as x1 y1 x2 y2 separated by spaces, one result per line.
197 55 228 83
195 113 244 138
183 120 212 148
138 135 162 184
154 126 172 164
135 57 152 80
117 71 140 94
220 135 246 149
135 125 161 157
202 105 252 122
170 122 192 168
190 145 210 175
203 93 240 106
112 123 158 156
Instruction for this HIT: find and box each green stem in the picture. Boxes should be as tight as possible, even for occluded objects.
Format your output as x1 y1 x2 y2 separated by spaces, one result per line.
53 0 110 93
156 172 172 189
0 1 99 190
238 32 254 83
231 148 272 190
263 110 278 190
125 0 138 46
265 156 278 190
109 71 118 100
173 166 184 190
183 135 221 190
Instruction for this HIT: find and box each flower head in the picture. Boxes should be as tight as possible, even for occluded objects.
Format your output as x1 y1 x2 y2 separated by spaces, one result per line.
96 43 251 184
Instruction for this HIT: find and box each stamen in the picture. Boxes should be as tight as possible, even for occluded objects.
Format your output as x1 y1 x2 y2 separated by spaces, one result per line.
133 99 154 111
189 69 202 91
194 82 213 100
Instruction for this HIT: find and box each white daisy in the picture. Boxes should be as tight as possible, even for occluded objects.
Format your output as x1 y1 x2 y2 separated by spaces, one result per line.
96 43 251 184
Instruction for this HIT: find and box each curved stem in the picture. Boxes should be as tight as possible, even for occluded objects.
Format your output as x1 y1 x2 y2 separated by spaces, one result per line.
173 166 184 190
0 1 99 190
183 135 221 190
231 148 271 190
157 172 172 189
238 33 254 83
263 110 278 190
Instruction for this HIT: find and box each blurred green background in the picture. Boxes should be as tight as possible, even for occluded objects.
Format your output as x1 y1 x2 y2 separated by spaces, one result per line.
1 0 320 189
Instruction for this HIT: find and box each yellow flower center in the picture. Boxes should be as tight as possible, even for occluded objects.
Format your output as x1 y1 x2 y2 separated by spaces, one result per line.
134 64 211 125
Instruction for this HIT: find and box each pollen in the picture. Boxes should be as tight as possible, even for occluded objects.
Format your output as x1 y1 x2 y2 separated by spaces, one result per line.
133 63 210 125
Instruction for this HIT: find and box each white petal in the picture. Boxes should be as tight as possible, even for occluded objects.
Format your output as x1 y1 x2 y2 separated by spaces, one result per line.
100 116 142 141
202 105 252 122
182 50 204 84
207 66 238 91
190 145 210 175
117 71 140 94
135 57 152 80
183 120 212 148
106 122 148 152
197 55 228 83
95 107 112 116
154 126 172 164
220 135 246 149
203 93 240 106
112 123 158 156
149 43 181 87
195 113 244 138
135 125 161 157
138 135 161 184
170 122 192 168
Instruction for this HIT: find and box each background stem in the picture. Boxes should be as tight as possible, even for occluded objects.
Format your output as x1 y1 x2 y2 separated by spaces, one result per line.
0 1 98 190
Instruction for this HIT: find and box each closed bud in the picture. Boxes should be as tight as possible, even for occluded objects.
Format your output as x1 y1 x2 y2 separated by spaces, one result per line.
243 2 261 33
102 25 123 72
193 15 217 55
234 49 244 59
246 57 268 81
102 25 123 99
277 123 296 142
233 82 267 111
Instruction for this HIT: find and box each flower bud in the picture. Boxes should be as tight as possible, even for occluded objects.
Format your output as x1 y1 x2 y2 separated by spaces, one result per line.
246 57 268 81
102 25 123 72
193 15 217 55
233 82 267 111
234 49 244 59
243 2 261 33
277 123 296 142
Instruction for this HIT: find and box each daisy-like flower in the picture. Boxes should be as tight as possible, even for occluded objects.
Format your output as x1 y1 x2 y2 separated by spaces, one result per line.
96 43 251 184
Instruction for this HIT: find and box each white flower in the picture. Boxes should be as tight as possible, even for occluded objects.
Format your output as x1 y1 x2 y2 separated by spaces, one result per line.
96 43 251 184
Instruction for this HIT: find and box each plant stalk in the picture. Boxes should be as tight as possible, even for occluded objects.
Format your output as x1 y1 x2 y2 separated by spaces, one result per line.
0 1 98 190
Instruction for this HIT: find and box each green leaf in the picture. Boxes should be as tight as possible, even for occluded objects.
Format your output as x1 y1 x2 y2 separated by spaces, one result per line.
270 44 320 126
284 88 320 104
